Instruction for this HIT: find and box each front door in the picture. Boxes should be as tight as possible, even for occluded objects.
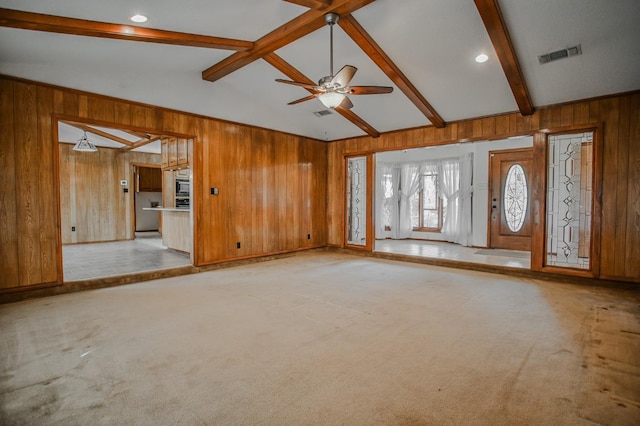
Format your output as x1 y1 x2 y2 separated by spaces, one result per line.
489 148 533 251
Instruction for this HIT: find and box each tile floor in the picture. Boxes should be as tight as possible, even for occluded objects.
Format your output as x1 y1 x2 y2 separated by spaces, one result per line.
62 236 528 282
62 232 191 281
374 239 531 269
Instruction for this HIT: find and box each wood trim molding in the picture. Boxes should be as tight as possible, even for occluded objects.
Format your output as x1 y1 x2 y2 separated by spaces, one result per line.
474 0 534 115
532 123 603 278
0 7 254 51
201 0 375 82
263 52 381 138
529 132 546 272
338 14 446 128
283 0 333 9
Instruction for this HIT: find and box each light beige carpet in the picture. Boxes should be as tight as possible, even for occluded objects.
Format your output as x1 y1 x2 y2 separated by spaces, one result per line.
1 252 639 425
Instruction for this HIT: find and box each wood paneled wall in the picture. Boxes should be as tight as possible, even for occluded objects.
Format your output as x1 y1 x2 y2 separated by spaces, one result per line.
328 92 640 282
1 79 58 289
195 121 327 263
59 144 160 244
2 72 636 289
0 76 327 291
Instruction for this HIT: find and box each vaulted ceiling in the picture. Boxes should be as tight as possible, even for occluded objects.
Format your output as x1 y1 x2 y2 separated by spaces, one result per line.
1 0 639 141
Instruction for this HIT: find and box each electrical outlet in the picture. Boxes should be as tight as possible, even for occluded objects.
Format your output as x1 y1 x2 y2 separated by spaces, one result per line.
307 234 311 240
236 242 241 249
71 226 75 232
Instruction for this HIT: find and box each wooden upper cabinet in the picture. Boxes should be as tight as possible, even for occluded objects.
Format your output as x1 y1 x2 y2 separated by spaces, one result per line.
161 136 191 170
137 167 162 192
177 138 189 166
161 137 169 169
168 137 178 168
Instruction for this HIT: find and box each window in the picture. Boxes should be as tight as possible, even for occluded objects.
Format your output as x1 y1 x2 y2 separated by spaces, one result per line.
381 173 394 231
410 172 445 232
504 164 528 232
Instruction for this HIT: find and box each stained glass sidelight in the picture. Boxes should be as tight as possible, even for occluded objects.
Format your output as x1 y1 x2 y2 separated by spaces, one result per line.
546 132 593 269
381 173 393 230
347 157 367 246
504 164 528 232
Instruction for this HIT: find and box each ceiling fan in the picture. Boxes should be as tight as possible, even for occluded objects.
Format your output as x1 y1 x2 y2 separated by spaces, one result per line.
276 13 393 110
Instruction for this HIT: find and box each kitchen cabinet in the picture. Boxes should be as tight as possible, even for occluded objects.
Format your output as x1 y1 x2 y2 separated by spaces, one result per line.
161 210 191 253
163 170 176 208
177 138 189 166
160 137 169 169
168 137 178 168
161 136 191 170
137 167 162 192
142 207 191 254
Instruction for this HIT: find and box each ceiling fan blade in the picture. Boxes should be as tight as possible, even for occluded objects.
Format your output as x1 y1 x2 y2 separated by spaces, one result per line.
275 79 319 90
338 96 353 110
287 94 318 105
346 86 394 95
331 65 357 88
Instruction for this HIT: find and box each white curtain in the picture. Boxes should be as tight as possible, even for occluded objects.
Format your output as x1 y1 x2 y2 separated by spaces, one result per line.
457 153 474 246
398 164 424 238
375 155 474 245
375 163 400 239
439 159 460 241
438 153 473 246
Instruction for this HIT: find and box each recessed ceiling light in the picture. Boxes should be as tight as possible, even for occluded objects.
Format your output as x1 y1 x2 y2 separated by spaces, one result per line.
130 14 147 23
475 53 489 63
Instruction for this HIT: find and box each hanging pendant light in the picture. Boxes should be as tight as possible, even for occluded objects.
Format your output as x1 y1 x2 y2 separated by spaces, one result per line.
73 131 98 152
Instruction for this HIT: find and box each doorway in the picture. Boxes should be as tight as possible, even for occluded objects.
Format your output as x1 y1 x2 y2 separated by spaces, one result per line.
488 148 533 251
134 165 163 233
56 119 191 281
372 137 533 268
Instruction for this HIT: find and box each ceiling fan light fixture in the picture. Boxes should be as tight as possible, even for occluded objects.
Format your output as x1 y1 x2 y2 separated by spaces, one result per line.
318 92 345 109
73 131 98 152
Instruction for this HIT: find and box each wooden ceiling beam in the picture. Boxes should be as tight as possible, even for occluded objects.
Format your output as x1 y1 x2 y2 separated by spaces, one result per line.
62 120 135 146
0 8 253 51
263 53 317 89
283 0 333 9
202 0 375 82
263 52 380 138
474 0 534 115
120 135 162 152
338 14 445 128
121 130 153 140
333 105 380 138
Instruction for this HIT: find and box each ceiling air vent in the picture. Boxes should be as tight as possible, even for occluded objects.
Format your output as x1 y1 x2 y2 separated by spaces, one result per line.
313 109 333 117
538 44 582 64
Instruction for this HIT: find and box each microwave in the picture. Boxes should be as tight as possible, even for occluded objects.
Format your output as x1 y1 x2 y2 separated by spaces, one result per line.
176 178 190 196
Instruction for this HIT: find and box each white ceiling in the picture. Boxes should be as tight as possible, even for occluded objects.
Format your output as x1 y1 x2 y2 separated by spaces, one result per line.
1 0 639 141
58 122 162 153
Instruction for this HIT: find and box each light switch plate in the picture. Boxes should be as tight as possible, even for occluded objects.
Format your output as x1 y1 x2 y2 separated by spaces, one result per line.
120 180 127 186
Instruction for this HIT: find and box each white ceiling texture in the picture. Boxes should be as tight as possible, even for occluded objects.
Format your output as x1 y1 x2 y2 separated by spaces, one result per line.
1 0 639 145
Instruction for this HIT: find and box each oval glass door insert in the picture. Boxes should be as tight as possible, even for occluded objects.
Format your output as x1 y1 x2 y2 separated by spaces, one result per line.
504 164 528 232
